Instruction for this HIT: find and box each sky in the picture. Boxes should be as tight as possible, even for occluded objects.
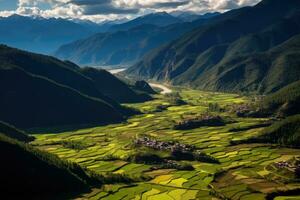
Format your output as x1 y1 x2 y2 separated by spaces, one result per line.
0 0 261 22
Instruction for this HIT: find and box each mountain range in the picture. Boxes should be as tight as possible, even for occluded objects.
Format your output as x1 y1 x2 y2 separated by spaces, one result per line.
0 14 120 54
0 12 204 57
108 12 183 32
126 0 300 94
54 12 216 66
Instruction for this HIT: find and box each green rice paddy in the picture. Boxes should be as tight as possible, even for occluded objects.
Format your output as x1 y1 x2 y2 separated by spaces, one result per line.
31 88 300 199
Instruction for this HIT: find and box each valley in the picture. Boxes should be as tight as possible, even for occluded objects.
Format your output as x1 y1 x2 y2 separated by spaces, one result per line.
31 88 300 200
0 0 300 199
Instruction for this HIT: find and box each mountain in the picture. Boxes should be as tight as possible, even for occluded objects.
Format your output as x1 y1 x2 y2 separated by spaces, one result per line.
108 12 182 32
0 134 90 199
127 0 300 94
0 45 147 129
80 67 152 103
0 66 124 129
134 80 157 94
0 14 105 54
54 17 207 66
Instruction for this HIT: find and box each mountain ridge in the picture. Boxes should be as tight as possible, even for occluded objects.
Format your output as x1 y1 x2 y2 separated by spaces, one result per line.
126 0 300 94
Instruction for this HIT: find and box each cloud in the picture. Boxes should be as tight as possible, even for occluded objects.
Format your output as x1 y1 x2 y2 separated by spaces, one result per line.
68 0 193 15
69 0 139 15
0 0 262 22
150 1 190 9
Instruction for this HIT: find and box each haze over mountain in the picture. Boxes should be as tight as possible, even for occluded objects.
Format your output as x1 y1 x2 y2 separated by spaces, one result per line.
127 0 300 94
0 14 114 54
54 12 217 66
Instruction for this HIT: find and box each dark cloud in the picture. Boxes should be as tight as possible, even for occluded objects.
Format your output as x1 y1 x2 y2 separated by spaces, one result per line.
151 1 190 9
218 0 240 10
83 5 139 15
69 0 139 15
69 0 110 6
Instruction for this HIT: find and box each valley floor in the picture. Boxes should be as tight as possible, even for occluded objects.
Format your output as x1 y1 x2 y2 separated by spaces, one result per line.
31 88 300 200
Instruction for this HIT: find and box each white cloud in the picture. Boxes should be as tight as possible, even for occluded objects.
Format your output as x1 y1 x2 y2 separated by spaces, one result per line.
0 0 262 22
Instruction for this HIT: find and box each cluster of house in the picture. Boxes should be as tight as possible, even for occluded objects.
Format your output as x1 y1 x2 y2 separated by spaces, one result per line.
230 104 252 116
275 161 300 173
275 161 290 168
134 136 194 152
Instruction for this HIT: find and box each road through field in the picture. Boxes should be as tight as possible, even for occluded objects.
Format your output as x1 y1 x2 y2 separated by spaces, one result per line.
149 83 172 94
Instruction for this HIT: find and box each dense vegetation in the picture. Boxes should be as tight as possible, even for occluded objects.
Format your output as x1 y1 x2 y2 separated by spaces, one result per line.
173 115 225 130
262 80 300 116
0 134 90 199
236 115 300 148
127 0 300 94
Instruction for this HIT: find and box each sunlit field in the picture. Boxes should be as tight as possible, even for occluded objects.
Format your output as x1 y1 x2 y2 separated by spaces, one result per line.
32 88 300 200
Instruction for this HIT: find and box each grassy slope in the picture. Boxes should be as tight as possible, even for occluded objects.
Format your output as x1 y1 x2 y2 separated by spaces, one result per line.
0 66 123 129
0 44 109 100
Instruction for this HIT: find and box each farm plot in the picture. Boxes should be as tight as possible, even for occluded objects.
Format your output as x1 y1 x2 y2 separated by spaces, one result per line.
32 89 300 199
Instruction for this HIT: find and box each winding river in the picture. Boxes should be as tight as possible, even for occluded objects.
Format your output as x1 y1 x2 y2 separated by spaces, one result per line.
108 68 172 94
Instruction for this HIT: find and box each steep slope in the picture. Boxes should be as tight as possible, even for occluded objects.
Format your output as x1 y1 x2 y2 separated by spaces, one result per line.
0 45 147 106
0 134 90 199
263 80 300 116
134 80 157 94
80 67 151 103
242 115 300 148
108 12 182 32
172 13 300 93
181 33 300 93
127 0 300 93
0 121 34 142
54 18 207 66
0 66 123 129
0 45 107 100
0 14 104 54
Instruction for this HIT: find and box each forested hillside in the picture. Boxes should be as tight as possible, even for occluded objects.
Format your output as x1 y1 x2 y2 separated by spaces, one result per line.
127 0 300 94
0 45 149 129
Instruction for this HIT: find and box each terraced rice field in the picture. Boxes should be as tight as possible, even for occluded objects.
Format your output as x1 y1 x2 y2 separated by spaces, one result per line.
31 88 300 199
